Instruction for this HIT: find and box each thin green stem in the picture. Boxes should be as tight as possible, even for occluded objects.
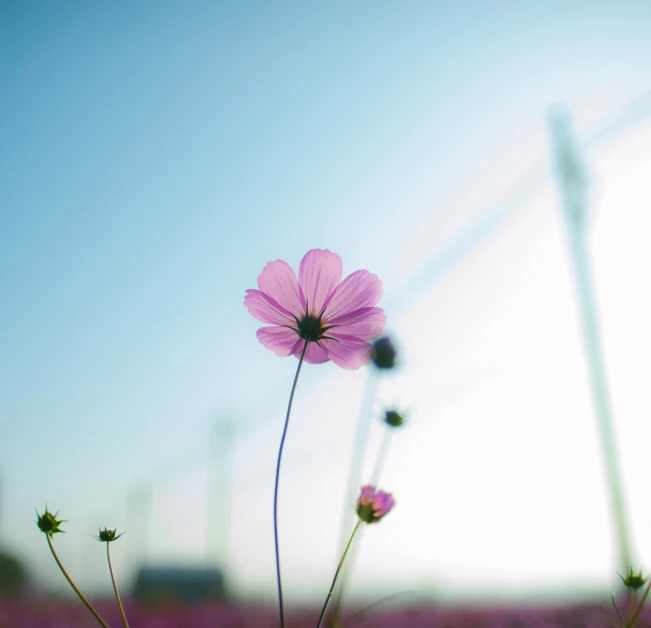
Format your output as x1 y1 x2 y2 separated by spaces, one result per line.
624 589 636 625
330 375 377 627
625 580 651 628
329 525 365 628
274 340 308 628
106 542 129 628
340 590 415 627
331 423 392 627
612 593 624 626
316 520 361 628
46 536 109 628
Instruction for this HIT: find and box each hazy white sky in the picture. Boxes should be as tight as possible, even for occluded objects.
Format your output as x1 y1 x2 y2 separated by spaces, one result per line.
1 0 651 605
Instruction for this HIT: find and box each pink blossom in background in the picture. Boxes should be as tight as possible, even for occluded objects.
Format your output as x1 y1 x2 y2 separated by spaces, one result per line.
356 484 396 524
244 249 386 370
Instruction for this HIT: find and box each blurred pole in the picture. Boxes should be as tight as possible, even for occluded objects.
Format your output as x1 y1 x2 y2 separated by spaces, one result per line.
126 484 153 571
369 428 392 487
549 108 632 571
337 374 378 553
206 416 234 571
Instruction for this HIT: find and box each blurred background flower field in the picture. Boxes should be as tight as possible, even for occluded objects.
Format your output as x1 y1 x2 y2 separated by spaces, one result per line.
2 1 651 626
2 598 651 628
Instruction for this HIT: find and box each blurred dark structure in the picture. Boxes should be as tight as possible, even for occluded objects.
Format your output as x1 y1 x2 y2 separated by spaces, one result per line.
0 549 28 595
133 566 226 604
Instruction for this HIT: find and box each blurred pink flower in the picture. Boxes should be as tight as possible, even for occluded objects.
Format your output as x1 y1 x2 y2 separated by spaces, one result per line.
244 249 386 370
356 484 395 524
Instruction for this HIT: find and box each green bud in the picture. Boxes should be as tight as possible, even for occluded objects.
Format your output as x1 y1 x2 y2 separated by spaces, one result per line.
384 409 405 428
619 567 647 591
94 527 125 543
371 337 397 370
35 507 67 537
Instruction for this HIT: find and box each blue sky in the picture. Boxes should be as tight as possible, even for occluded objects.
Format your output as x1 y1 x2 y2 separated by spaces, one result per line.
2 0 651 604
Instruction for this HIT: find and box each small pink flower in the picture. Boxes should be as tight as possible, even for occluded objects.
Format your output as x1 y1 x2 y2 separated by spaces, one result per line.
244 249 386 370
356 484 395 524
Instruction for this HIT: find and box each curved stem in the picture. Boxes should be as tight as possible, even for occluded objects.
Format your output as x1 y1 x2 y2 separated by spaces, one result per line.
107 543 130 627
274 340 308 628
46 536 109 628
316 520 361 628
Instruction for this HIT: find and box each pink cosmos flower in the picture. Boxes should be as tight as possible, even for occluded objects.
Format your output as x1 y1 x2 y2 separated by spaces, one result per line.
244 249 386 370
356 484 395 524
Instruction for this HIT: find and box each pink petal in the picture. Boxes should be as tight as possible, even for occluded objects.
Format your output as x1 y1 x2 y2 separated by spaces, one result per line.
257 326 301 356
257 260 304 319
328 307 386 341
292 339 330 364
244 289 293 325
373 492 395 517
322 336 372 370
358 485 376 506
298 249 342 317
324 270 383 321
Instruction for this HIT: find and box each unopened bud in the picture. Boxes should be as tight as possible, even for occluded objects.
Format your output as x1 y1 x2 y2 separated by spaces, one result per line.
619 567 647 591
384 409 405 428
94 527 125 543
356 485 396 524
371 337 397 370
35 507 67 537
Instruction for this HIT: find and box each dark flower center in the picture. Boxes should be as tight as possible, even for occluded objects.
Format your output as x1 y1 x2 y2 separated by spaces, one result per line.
296 314 325 342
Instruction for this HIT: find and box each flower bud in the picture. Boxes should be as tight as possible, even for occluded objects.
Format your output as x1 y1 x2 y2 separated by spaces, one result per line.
619 567 647 591
371 337 396 370
35 507 67 537
356 485 395 524
94 527 125 543
384 409 405 428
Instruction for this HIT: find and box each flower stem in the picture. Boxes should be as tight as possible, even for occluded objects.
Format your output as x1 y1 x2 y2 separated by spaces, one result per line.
316 520 361 628
339 590 415 627
106 542 129 627
330 375 377 626
274 340 308 628
46 536 109 628
331 418 391 627
625 579 651 628
624 589 636 625
612 594 624 626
